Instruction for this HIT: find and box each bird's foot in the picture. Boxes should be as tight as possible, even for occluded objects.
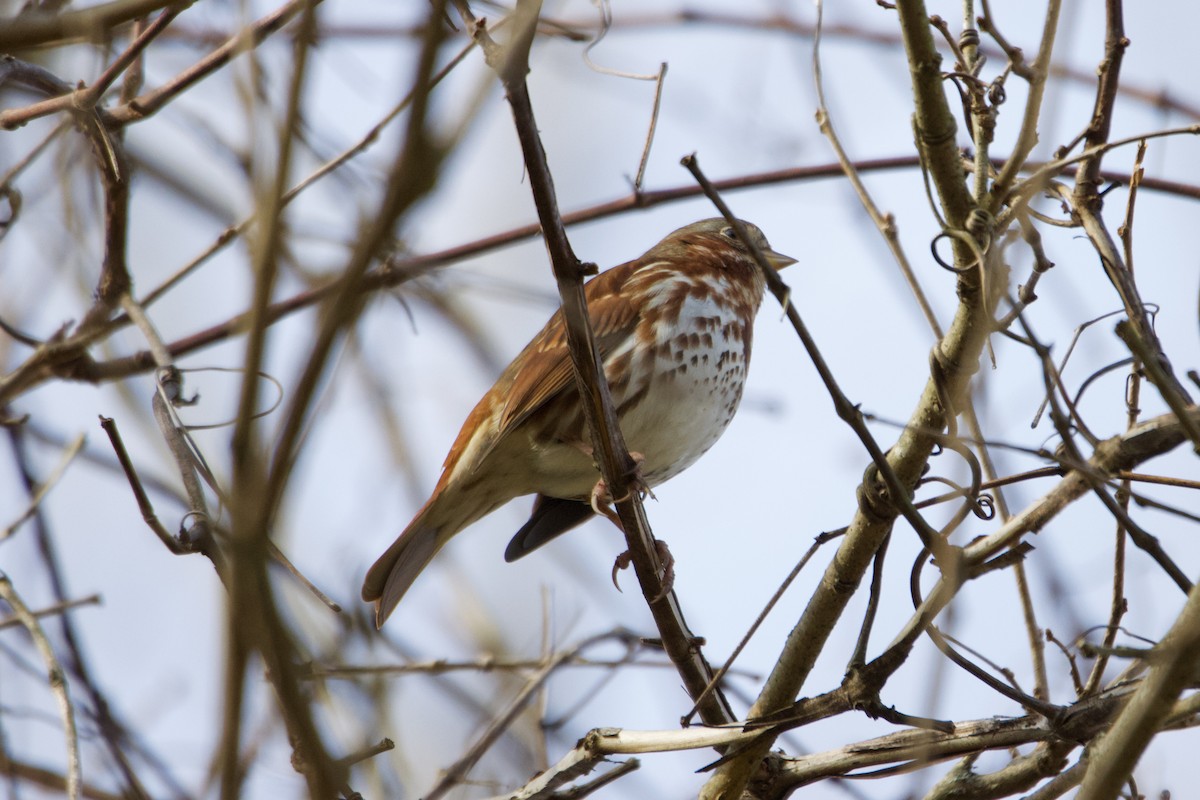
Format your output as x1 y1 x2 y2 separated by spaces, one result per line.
588 451 654 523
611 538 675 601
628 451 657 501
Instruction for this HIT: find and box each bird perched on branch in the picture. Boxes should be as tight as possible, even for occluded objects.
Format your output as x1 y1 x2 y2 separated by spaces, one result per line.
362 218 795 627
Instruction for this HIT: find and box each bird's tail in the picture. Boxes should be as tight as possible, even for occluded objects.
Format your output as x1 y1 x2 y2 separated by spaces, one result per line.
362 483 506 628
361 501 447 628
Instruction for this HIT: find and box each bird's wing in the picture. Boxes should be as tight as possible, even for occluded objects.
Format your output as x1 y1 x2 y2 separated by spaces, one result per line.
496 263 641 437
435 260 644 485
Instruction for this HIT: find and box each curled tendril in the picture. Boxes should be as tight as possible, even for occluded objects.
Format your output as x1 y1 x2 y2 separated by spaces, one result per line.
170 366 286 431
943 71 989 91
928 436 984 540
856 461 895 524
1075 625 1158 660
157 365 198 407
966 208 996 238
0 312 43 347
1074 357 1137 411
973 493 996 520
0 185 20 239
930 232 973 273
910 545 931 609
179 511 213 547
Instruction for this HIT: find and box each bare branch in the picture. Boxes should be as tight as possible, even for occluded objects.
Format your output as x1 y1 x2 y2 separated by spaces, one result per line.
0 574 81 800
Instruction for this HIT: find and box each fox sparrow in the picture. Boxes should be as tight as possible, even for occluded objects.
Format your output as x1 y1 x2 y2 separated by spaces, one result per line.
363 218 795 626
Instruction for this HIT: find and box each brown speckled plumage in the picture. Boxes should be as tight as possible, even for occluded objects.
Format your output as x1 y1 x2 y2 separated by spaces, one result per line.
362 218 795 626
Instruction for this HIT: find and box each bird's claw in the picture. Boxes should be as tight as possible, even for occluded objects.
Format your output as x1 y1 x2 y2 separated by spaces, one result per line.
589 451 654 524
611 538 675 602
611 550 632 591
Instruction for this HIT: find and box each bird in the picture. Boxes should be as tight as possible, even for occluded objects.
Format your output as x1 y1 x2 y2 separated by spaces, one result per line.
362 218 796 627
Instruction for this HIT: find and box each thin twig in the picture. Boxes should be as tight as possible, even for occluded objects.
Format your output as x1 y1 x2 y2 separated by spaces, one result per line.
988 0 1062 204
0 3 187 128
811 0 942 337
8 151 1200 408
682 154 950 559
0 574 81 800
683 537 826 726
423 630 631 800
0 594 102 630
1 433 85 541
457 0 735 727
632 62 667 193
1115 321 1200 454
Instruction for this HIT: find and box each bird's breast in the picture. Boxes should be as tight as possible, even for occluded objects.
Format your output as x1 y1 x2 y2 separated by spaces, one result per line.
611 285 758 486
520 269 764 500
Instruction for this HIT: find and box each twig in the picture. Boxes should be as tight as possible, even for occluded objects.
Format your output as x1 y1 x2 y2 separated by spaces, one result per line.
977 0 1030 78
922 624 1058 717
307 652 703 679
0 574 81 800
334 737 394 769
0 594 102 630
987 0 1062 204
1 433 85 541
423 630 632 800
105 0 320 125
956 396 1051 704
1044 629 1084 696
0 0 179 47
848 532 891 670
1118 140 1147 270
1022 315 1193 594
0 58 132 333
683 537 826 726
1115 321 1200 454
811 0 942 337
1000 124 1200 220
0 3 187 129
99 415 203 555
457 0 735 727
120 295 224 559
9 151 1200 407
0 757 125 800
962 408 1200 565
579 0 657 81
681 155 952 561
1030 308 1128 430
632 62 667 193
1076 566 1200 797
519 756 638 799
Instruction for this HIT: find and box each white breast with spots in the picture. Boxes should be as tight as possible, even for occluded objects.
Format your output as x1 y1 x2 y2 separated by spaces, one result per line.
613 275 754 487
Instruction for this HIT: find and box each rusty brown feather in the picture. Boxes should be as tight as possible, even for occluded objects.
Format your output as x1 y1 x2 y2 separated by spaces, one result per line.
362 218 795 626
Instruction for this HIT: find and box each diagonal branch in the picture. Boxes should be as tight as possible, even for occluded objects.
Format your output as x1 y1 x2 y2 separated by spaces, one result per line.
455 0 735 727
1068 2 1192 407
701 1 994 795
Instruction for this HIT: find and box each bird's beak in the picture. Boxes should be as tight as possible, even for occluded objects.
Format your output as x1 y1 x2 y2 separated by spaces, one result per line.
762 247 798 271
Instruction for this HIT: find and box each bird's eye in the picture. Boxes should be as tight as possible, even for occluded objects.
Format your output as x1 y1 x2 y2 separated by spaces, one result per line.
721 226 737 240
